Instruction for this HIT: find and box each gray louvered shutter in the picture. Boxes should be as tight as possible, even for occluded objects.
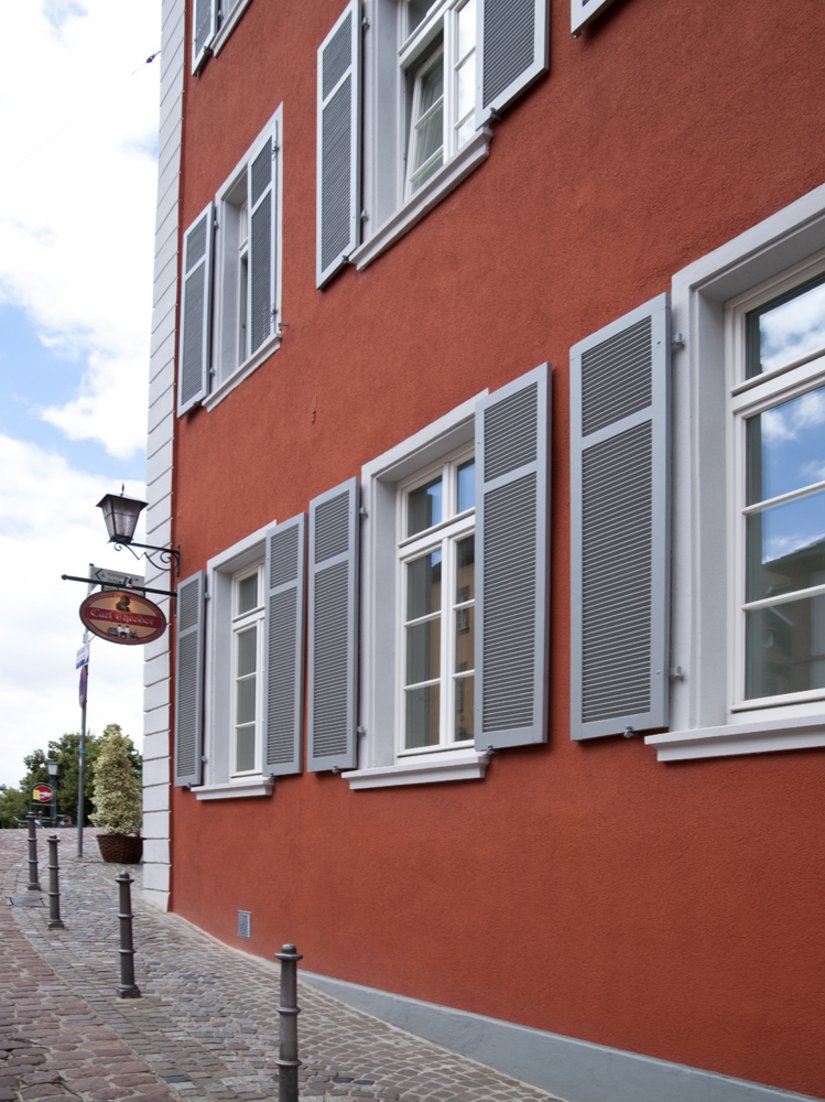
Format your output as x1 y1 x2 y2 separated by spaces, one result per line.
571 0 615 35
263 515 305 776
249 126 277 355
192 0 215 70
178 205 213 416
316 2 361 287
175 572 205 786
475 364 550 751
477 0 548 124
308 478 359 771
569 293 671 741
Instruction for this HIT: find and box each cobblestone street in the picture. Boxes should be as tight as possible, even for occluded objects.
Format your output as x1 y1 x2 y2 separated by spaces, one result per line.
1 831 563 1102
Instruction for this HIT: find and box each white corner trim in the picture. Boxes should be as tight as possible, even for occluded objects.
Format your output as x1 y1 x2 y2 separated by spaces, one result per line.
344 750 490 789
646 715 825 762
191 777 274 800
203 333 281 412
351 128 492 271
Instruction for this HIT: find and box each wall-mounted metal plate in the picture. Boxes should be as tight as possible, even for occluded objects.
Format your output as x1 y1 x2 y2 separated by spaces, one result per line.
8 896 46 907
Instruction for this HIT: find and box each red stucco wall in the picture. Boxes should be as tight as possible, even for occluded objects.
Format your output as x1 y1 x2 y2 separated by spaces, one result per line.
169 0 825 1096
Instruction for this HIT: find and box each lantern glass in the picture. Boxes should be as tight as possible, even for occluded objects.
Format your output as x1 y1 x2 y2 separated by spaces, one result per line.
96 493 147 544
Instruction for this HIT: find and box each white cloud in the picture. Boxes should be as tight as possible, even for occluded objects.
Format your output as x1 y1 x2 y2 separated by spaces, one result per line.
0 435 149 786
0 0 160 459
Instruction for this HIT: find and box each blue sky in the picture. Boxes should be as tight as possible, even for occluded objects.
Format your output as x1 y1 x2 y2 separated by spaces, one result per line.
0 1 161 787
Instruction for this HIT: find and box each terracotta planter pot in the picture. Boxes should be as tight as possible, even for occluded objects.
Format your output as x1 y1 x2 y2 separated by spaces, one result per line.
97 833 143 864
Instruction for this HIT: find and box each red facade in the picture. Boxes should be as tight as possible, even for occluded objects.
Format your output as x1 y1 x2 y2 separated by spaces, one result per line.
154 0 825 1097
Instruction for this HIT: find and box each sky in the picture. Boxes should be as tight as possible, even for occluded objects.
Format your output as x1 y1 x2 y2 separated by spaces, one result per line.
0 1 162 787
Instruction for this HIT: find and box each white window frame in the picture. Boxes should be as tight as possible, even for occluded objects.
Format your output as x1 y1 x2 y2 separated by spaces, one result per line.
194 523 275 799
192 0 254 73
646 182 825 762
346 394 491 788
728 277 825 715
397 449 476 755
229 563 265 779
204 105 283 412
352 0 492 271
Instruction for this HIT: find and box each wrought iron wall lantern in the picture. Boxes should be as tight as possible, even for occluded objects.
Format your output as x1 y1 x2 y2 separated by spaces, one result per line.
96 491 181 577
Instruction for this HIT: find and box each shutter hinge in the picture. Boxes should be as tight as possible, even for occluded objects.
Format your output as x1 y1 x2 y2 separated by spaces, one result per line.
358 505 368 518
357 725 367 738
671 332 686 350
669 665 686 681
362 15 370 29
622 726 637 739
272 141 279 157
360 209 369 222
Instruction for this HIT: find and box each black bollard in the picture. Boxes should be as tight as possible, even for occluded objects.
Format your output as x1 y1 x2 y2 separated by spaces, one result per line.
115 873 141 998
26 813 41 892
46 835 64 929
274 944 303 1102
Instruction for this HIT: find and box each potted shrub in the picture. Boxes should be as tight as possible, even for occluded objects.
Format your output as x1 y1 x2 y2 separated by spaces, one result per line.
92 726 143 863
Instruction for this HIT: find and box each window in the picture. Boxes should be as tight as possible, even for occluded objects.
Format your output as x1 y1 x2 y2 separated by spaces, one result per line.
178 106 282 416
342 364 550 789
636 182 825 762
192 0 253 72
173 516 305 796
730 273 825 710
399 452 476 752
401 0 478 198
230 565 264 777
316 0 548 285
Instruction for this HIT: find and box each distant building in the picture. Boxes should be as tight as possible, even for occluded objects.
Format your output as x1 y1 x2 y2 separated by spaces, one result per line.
142 1 825 1099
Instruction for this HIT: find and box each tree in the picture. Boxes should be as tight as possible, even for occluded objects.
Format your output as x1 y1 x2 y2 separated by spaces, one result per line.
90 726 142 835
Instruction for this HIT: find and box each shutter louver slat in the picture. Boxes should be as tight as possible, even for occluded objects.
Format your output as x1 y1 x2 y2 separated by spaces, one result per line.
264 516 304 776
570 293 671 740
308 479 359 771
317 3 361 287
478 0 548 123
476 364 550 751
174 573 205 787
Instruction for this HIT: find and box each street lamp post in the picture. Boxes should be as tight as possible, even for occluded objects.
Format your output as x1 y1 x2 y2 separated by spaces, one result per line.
46 759 59 827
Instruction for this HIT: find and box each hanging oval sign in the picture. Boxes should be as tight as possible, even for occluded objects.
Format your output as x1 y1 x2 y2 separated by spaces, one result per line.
79 589 167 646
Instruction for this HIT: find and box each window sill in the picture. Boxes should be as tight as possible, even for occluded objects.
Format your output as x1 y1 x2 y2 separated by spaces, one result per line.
351 128 492 272
344 749 490 790
645 714 825 762
203 332 281 412
191 777 274 800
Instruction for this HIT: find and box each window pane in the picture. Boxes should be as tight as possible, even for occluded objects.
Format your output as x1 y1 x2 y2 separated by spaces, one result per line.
455 535 475 603
407 551 442 619
457 459 475 512
235 725 256 773
407 0 436 33
746 594 825 699
236 677 257 725
456 0 476 58
454 674 474 741
408 477 443 535
405 684 440 748
413 101 444 174
746 385 825 504
236 626 257 676
746 273 825 378
454 605 474 672
237 572 258 614
746 487 825 601
406 619 441 684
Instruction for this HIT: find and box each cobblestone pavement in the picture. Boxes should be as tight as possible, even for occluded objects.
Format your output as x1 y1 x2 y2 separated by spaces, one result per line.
2 831 564 1102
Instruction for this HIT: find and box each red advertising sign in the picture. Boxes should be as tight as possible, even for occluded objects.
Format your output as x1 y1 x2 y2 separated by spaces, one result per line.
79 590 167 646
32 784 54 803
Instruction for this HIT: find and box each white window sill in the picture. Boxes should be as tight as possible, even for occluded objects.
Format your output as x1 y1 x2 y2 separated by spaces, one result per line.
645 714 825 762
203 332 281 412
351 128 492 272
344 750 490 790
191 777 274 800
